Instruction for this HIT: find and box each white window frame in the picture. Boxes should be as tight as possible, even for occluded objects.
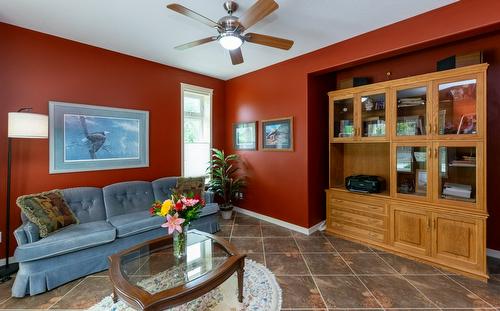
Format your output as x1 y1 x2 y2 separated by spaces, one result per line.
180 83 213 177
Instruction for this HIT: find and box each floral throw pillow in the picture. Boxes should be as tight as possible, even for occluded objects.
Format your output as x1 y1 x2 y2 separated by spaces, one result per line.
16 190 79 238
174 176 205 197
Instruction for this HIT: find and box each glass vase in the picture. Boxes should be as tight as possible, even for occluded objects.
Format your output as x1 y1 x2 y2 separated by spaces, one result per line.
173 226 188 259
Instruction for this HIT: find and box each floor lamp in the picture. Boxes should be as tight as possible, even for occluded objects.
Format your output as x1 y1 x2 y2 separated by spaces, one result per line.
0 108 48 283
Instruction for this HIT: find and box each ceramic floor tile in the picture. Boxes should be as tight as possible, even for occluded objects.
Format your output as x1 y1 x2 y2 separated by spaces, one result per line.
214 225 232 237
341 253 396 275
295 237 336 253
359 275 436 308
405 275 491 309
449 274 500 307
276 276 326 309
265 253 309 276
229 237 263 254
303 253 352 275
314 276 380 309
231 225 262 237
49 277 113 309
378 253 442 275
234 215 260 225
261 225 292 237
263 238 300 253
325 236 373 253
0 277 14 304
0 279 80 310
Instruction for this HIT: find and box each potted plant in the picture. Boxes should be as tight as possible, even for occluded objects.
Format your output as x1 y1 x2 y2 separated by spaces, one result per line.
207 148 245 220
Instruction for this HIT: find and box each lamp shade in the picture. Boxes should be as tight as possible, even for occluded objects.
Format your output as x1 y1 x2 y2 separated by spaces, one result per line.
8 112 48 138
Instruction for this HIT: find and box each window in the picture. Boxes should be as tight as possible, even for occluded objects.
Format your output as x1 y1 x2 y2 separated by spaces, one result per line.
181 83 213 178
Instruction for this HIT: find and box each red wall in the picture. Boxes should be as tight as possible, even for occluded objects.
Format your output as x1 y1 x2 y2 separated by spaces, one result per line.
0 22 225 258
224 0 500 251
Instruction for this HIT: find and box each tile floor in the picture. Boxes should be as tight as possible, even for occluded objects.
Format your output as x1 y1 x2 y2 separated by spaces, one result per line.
1 212 500 310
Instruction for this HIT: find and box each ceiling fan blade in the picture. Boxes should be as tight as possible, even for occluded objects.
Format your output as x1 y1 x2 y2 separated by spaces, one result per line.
230 48 244 65
239 0 278 30
167 4 220 29
174 37 217 50
245 33 294 50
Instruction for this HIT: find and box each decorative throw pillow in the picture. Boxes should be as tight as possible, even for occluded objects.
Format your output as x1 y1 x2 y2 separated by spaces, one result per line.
174 176 205 197
16 190 79 238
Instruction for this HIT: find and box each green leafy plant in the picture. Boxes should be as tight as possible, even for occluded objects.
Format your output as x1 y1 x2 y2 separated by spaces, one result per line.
207 148 245 211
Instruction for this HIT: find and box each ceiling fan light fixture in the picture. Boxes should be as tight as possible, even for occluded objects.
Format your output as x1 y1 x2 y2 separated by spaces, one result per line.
219 33 243 50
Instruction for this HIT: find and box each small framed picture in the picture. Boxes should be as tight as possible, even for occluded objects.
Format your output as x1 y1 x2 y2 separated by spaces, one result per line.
415 169 428 194
233 121 257 151
261 117 293 151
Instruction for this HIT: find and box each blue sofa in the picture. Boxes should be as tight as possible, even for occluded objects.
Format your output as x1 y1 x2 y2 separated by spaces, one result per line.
11 177 219 297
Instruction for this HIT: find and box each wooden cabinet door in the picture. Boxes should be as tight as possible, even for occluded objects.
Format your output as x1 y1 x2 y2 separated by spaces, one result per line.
432 213 485 272
390 204 431 256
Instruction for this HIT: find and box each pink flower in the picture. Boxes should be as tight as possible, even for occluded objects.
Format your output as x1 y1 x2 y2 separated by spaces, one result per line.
161 213 185 234
181 197 199 207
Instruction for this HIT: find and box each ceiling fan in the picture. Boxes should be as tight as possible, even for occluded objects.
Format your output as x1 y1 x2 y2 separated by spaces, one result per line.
167 0 294 65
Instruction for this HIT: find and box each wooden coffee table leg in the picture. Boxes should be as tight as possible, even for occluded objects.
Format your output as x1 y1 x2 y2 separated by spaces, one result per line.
237 264 244 303
112 287 118 303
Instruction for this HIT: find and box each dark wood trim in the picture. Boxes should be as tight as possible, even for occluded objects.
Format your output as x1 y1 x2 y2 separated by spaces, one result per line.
109 229 246 310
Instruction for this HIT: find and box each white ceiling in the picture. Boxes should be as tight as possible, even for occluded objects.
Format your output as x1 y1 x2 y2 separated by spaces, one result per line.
0 0 456 80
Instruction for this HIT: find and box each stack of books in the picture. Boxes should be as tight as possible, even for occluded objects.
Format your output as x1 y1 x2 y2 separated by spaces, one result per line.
449 156 476 167
397 97 425 107
442 182 474 201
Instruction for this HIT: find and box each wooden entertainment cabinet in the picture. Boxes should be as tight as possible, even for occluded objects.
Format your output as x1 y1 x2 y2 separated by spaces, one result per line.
326 64 489 280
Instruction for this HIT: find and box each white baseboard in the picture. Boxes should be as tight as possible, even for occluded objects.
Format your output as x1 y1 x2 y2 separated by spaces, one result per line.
0 256 17 266
233 207 325 235
487 248 500 259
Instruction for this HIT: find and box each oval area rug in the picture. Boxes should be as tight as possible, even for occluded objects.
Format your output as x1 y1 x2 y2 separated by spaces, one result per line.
88 259 281 311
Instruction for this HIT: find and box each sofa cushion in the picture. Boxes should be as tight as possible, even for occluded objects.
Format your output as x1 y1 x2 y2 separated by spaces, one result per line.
103 181 155 218
108 210 165 238
62 187 106 223
152 177 178 202
14 221 115 262
16 190 79 238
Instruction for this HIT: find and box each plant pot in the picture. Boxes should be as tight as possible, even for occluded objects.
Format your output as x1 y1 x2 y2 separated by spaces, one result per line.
221 210 233 220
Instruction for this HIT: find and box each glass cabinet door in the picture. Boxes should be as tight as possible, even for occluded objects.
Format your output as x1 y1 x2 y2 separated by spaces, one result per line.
396 85 428 138
332 97 355 139
395 145 430 200
361 92 386 138
436 144 479 206
437 78 478 136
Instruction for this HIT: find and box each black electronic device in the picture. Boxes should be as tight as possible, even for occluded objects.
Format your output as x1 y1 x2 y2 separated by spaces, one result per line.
345 175 386 193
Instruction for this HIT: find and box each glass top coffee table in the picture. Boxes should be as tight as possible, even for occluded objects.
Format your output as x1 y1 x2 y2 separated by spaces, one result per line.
108 230 246 311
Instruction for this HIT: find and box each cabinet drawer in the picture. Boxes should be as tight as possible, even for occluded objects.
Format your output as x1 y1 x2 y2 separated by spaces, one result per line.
332 208 386 230
330 220 386 243
331 198 387 215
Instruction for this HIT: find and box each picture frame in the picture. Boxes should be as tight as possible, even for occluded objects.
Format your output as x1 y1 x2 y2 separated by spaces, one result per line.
396 115 424 136
233 121 257 151
415 169 428 194
261 117 293 151
49 101 149 174
397 146 413 173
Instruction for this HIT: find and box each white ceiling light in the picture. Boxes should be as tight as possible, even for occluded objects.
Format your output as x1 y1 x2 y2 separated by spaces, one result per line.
218 33 243 50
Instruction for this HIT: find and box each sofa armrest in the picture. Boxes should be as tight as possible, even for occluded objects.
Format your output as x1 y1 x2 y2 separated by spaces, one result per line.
204 191 215 204
14 224 28 246
23 221 41 244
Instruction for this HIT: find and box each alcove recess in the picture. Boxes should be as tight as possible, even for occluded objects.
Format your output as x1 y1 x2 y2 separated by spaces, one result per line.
329 142 390 196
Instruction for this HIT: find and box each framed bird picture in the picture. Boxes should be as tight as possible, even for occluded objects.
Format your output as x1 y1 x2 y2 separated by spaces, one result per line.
49 101 149 173
261 117 294 151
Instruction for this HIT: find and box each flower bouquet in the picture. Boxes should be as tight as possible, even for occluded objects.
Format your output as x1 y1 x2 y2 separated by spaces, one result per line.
150 192 205 258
